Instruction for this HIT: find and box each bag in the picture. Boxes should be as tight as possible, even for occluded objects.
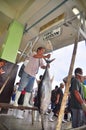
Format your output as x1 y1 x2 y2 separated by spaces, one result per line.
18 64 25 77
51 90 57 103
18 93 25 105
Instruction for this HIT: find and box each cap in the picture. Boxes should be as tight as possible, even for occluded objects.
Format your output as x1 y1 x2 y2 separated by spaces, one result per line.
75 67 83 76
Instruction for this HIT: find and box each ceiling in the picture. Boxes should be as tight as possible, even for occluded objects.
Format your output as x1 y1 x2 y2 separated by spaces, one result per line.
0 0 86 61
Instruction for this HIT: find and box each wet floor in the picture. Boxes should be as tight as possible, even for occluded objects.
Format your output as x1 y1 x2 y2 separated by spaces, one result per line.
0 109 72 130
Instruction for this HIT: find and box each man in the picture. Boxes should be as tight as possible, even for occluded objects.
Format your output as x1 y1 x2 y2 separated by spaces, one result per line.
0 59 6 74
51 85 58 110
14 47 51 107
48 85 58 122
53 83 65 117
70 67 86 128
48 83 65 122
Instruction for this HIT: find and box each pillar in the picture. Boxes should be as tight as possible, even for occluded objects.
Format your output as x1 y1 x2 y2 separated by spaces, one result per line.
0 20 24 63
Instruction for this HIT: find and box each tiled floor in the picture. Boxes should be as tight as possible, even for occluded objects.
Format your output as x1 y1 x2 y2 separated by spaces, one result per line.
0 109 72 130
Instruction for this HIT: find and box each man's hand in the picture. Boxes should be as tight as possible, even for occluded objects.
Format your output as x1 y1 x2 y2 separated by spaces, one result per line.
45 54 51 59
81 103 86 112
0 68 5 74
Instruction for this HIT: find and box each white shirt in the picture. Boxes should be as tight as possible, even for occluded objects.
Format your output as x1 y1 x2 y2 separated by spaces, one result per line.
24 52 45 77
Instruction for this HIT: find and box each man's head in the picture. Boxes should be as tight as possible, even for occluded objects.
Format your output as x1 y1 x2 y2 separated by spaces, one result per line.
37 47 45 54
0 60 6 67
74 67 83 76
74 67 83 82
60 83 64 89
55 85 58 90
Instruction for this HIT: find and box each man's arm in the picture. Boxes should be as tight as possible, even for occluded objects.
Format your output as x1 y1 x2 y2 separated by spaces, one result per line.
74 90 84 104
74 90 86 111
0 68 5 74
33 53 51 59
55 94 60 104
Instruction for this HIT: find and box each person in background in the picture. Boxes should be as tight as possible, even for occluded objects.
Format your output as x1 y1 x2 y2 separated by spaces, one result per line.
53 83 64 116
0 59 6 75
48 85 58 121
14 47 51 107
53 82 66 122
70 67 86 128
51 85 58 110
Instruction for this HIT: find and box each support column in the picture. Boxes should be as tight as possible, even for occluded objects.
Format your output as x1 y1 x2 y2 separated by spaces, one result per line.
0 20 24 63
56 35 78 130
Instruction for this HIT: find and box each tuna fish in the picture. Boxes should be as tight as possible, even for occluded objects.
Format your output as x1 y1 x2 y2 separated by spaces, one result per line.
37 59 55 130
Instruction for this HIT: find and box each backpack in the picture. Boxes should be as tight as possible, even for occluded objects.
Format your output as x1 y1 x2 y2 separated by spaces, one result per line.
18 64 25 77
18 93 25 105
51 90 57 103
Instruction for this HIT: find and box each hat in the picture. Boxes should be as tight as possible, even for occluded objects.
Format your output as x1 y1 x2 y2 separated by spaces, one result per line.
75 67 83 76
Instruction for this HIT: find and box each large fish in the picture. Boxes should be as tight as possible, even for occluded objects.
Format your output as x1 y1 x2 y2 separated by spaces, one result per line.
37 59 55 130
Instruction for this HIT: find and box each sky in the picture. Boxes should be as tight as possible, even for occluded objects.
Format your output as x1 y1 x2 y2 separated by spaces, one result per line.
15 40 86 89
37 40 86 88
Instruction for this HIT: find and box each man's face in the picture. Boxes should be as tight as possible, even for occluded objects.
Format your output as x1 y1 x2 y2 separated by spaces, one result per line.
60 83 64 88
0 61 5 67
80 76 84 83
39 48 45 54
76 73 84 82
80 76 85 83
